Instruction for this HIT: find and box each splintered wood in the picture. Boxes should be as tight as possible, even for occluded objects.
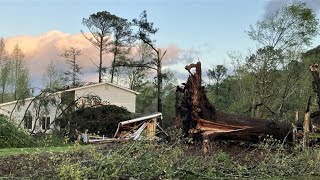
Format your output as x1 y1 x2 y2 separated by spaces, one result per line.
176 62 290 142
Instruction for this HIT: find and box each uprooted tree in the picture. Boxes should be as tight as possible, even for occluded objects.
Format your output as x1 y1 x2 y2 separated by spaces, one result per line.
175 62 291 142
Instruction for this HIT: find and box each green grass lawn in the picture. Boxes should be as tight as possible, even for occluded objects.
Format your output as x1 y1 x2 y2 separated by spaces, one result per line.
0 146 75 157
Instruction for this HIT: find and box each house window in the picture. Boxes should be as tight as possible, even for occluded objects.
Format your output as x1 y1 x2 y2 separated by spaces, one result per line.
41 117 51 130
24 115 32 129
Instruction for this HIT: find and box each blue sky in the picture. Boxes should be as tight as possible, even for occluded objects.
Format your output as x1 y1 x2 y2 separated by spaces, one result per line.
0 0 320 87
0 0 264 60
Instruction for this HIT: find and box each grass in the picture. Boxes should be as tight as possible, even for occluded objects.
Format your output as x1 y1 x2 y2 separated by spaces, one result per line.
0 146 75 157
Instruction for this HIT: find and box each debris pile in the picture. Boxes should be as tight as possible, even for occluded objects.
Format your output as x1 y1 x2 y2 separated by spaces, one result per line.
88 113 167 143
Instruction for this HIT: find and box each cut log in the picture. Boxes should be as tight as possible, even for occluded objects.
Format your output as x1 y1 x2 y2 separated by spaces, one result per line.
176 62 291 142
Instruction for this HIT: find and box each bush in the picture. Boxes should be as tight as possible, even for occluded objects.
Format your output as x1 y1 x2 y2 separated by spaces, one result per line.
56 105 136 137
0 114 34 148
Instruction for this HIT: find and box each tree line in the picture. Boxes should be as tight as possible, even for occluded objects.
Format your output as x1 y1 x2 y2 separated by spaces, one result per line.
206 2 320 123
0 41 29 103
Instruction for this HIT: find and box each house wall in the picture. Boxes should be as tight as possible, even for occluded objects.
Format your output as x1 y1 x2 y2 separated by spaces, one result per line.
0 94 61 133
74 84 137 113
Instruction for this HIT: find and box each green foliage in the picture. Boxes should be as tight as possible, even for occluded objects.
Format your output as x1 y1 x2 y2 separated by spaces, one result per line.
32 130 70 147
0 114 34 148
58 162 86 180
42 61 65 91
247 2 318 50
110 16 133 83
136 82 157 113
3 139 320 179
11 44 30 100
207 64 227 84
57 141 183 179
56 104 134 137
136 69 178 128
82 11 120 83
206 1 319 122
0 146 73 157
56 141 320 179
61 47 83 87
0 114 71 148
133 10 158 45
162 70 178 128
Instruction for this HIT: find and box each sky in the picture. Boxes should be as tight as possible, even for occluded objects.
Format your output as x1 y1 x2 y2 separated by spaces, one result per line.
0 0 320 88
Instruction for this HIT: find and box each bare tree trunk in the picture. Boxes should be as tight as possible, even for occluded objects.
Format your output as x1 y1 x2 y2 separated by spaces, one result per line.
73 55 76 87
1 83 5 103
99 39 103 83
111 49 117 83
157 49 163 126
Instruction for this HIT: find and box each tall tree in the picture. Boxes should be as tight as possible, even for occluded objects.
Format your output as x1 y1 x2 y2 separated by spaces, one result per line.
0 38 5 61
42 61 64 91
242 2 318 120
82 11 118 83
10 44 30 100
207 65 227 84
0 38 11 103
119 43 153 90
110 17 133 83
245 47 284 118
133 10 167 125
60 47 82 87
247 2 318 51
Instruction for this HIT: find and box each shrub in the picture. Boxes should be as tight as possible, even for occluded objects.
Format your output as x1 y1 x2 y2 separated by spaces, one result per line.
0 114 34 148
56 104 136 137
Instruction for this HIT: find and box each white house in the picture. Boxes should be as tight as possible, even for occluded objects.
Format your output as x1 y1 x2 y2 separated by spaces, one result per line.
0 82 139 133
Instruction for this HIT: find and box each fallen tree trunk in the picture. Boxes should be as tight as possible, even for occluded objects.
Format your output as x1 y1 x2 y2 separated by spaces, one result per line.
176 62 291 142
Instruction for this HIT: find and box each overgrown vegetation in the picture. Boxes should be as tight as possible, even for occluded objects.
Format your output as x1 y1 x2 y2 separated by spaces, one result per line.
2 136 320 179
56 104 136 137
0 115 70 148
0 114 34 148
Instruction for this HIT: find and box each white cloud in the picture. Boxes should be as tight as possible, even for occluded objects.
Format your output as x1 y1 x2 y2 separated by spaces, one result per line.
4 30 194 87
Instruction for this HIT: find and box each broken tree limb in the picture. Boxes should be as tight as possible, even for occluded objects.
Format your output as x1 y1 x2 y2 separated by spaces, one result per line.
176 62 291 142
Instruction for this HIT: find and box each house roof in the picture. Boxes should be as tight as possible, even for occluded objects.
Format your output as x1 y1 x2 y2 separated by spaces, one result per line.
63 82 140 95
0 97 34 106
0 82 140 106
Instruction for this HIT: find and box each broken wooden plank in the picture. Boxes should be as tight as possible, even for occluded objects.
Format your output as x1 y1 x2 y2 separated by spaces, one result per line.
89 138 129 144
147 118 156 139
114 112 162 138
